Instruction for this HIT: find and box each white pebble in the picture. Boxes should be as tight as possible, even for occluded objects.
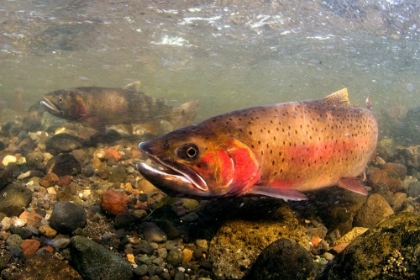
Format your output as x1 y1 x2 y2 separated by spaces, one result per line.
2 155 16 166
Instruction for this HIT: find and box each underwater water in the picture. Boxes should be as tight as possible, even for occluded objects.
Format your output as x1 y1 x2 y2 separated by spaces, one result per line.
1 0 420 279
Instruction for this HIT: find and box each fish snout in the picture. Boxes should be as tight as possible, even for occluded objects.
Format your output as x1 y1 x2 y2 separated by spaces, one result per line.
138 141 151 153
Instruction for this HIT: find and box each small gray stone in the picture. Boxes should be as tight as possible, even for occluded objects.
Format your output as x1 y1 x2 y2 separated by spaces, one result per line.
46 153 81 176
408 181 420 198
49 201 86 233
133 264 148 276
6 234 23 247
152 257 164 266
135 242 155 255
143 222 167 243
114 213 135 228
0 254 11 270
71 236 132 280
166 250 182 266
45 133 84 155
180 212 199 223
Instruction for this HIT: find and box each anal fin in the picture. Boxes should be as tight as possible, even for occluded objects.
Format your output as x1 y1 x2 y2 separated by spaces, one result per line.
337 177 368 195
246 186 308 201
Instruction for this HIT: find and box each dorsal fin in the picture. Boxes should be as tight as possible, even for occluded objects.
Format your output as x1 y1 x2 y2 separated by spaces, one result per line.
322 88 350 106
123 81 142 92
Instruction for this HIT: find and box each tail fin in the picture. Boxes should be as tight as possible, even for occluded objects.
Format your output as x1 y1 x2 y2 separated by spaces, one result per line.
170 100 199 129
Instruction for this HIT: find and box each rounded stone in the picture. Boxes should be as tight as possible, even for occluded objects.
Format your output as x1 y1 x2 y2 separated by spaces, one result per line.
353 194 394 228
245 238 316 280
49 201 86 233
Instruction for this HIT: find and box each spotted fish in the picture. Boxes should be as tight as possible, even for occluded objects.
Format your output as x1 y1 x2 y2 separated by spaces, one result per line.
136 88 378 200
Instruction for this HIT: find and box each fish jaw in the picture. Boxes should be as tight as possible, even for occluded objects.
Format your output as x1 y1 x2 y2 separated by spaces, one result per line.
40 98 64 117
137 142 212 197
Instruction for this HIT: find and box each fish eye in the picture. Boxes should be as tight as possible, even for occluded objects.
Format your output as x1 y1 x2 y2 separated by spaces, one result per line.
58 97 64 102
175 143 199 160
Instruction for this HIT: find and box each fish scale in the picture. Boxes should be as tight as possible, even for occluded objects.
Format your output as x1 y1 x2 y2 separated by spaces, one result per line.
136 88 378 201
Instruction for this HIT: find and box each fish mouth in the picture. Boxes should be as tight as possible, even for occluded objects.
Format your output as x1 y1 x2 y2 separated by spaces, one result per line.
136 142 209 196
40 98 63 116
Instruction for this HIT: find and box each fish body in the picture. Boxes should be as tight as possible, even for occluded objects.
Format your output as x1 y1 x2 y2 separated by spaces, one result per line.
136 88 378 201
41 84 198 134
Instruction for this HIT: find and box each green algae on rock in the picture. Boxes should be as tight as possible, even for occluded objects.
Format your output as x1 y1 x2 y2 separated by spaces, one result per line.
318 211 420 280
209 204 309 279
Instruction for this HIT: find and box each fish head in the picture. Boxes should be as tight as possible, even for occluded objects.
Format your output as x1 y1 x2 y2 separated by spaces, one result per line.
40 89 88 120
136 128 260 198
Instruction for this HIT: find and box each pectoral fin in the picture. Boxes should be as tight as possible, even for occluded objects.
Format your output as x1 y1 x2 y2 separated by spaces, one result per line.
337 177 368 195
246 186 308 201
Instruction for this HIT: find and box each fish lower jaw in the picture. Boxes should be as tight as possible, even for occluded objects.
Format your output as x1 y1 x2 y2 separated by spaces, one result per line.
136 162 190 184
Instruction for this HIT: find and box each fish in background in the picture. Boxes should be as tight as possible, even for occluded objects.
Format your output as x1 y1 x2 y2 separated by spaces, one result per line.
40 81 198 134
136 88 378 201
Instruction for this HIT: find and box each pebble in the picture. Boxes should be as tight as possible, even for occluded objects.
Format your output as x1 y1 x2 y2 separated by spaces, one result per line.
38 224 57 238
20 239 41 258
49 201 87 233
166 250 182 266
182 248 193 264
134 264 148 276
105 148 122 161
45 133 83 154
6 234 23 247
101 189 129 215
195 239 209 251
2 155 17 166
408 181 420 197
143 222 167 243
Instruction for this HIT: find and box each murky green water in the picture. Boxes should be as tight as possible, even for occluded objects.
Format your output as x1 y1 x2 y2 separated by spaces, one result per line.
1 0 420 127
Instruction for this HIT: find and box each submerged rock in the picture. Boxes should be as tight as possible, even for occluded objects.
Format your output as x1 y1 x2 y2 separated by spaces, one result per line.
6 254 82 280
209 205 309 279
353 194 394 228
70 236 133 280
45 133 84 154
318 211 420 279
245 238 316 280
46 153 81 177
0 184 32 217
49 201 86 234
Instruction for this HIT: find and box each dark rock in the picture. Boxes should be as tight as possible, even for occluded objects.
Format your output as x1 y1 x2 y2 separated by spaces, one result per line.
353 194 394 228
71 236 133 280
407 181 420 198
135 242 155 255
318 212 420 279
245 238 315 280
155 219 180 239
81 164 94 177
0 168 13 191
46 153 81 176
6 234 23 247
114 213 135 228
18 254 82 280
0 183 32 217
45 133 84 154
0 140 5 151
9 246 23 258
10 226 33 239
142 222 167 243
22 116 41 132
133 264 148 276
49 201 86 233
174 271 185 280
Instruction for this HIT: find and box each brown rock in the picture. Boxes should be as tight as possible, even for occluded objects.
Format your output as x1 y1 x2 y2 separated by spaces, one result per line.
19 211 43 227
101 189 129 215
41 173 59 186
383 162 407 180
20 239 41 257
57 175 72 186
370 169 404 193
353 194 394 228
390 192 407 211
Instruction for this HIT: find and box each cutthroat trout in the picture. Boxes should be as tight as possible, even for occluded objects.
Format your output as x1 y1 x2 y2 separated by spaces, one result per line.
41 82 198 134
136 88 378 201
